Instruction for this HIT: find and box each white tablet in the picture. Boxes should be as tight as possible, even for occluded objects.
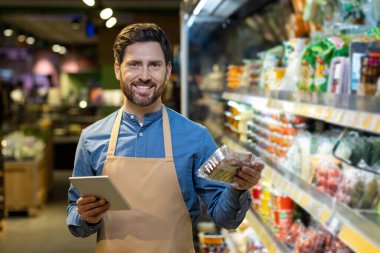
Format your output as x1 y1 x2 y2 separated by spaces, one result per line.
69 175 132 211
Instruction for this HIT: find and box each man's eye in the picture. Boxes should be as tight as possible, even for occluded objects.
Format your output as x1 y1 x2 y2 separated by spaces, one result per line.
151 63 161 68
128 62 138 68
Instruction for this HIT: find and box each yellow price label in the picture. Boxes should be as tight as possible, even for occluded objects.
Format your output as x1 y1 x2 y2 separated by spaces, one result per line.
330 109 343 123
323 107 334 121
299 104 309 116
318 208 332 224
314 106 324 119
375 118 380 133
357 113 371 129
342 111 357 127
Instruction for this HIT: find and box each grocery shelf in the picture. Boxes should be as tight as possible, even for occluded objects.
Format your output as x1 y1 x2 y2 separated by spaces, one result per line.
221 229 238 253
222 88 380 135
201 89 224 101
204 119 224 139
221 135 380 253
245 210 291 253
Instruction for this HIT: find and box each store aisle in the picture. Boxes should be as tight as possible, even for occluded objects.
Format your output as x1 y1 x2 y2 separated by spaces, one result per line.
0 170 96 253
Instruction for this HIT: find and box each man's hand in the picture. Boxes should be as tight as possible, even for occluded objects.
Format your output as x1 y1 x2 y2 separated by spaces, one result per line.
233 161 264 190
76 196 111 224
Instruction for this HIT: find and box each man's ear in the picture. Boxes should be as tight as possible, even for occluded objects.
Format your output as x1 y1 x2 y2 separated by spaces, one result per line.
166 62 172 82
114 61 121 80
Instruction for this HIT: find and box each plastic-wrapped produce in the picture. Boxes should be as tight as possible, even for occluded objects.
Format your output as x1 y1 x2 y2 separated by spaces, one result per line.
197 145 258 185
357 172 380 209
312 159 342 197
335 167 364 208
284 219 306 247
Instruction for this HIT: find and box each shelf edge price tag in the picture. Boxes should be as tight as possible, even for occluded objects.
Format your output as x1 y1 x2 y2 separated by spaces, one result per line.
374 117 380 133
330 109 343 124
323 107 334 121
326 215 343 236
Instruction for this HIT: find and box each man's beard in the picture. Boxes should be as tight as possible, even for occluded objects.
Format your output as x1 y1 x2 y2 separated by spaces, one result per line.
121 79 165 107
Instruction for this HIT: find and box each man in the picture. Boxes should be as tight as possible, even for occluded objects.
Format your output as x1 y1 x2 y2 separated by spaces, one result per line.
66 23 263 253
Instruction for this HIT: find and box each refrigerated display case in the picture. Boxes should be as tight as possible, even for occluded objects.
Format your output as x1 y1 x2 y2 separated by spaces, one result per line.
0 138 4 231
181 0 380 252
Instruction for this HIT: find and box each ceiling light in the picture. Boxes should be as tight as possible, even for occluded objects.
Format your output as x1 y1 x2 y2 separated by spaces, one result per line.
79 100 88 109
82 0 95 7
17 34 26 42
3 29 13 37
52 44 61 53
26 36 35 45
100 8 113 20
59 46 67 55
106 17 117 28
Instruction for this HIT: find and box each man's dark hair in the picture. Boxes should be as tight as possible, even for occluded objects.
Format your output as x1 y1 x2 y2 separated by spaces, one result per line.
113 23 172 65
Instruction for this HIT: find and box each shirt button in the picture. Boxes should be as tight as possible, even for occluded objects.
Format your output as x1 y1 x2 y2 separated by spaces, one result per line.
139 132 143 136
130 115 134 119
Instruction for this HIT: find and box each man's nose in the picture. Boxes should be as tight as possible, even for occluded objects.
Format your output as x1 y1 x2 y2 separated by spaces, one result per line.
139 66 151 81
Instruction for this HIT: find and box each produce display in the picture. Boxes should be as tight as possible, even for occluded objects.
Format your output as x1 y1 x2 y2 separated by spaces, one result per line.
335 166 380 209
193 0 380 251
293 222 353 253
249 175 356 253
224 27 380 95
312 159 342 197
2 131 45 161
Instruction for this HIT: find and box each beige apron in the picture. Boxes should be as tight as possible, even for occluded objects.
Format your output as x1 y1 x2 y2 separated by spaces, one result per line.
96 106 195 253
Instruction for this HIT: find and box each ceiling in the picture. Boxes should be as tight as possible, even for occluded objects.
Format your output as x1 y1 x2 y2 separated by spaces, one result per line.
0 0 181 46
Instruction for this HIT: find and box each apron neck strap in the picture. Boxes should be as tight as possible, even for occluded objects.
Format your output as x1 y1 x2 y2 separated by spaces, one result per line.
106 108 123 157
106 106 173 159
162 106 173 159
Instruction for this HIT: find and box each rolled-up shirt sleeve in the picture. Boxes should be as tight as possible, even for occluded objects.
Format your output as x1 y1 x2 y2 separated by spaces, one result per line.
66 131 100 237
194 128 252 230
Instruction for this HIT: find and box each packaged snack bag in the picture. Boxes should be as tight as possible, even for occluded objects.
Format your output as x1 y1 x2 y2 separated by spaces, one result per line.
197 145 258 185
313 37 349 92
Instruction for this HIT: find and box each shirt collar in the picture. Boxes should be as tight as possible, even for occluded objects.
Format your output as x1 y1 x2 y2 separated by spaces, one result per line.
121 106 163 127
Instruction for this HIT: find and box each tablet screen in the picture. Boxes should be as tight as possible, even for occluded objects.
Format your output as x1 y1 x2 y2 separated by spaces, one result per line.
69 175 132 211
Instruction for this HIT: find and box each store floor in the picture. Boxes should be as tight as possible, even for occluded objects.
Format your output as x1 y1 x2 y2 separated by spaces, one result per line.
0 170 96 253
0 170 203 253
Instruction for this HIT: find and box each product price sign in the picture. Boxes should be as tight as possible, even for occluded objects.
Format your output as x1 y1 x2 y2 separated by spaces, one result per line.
283 180 291 193
314 106 324 119
276 177 285 189
305 201 314 213
375 118 380 133
322 107 334 121
293 103 302 115
314 206 323 219
307 105 318 118
342 111 357 127
358 113 376 129
263 168 272 179
326 215 343 236
330 109 343 124
299 104 309 116
273 173 280 185
294 191 302 203
289 186 298 198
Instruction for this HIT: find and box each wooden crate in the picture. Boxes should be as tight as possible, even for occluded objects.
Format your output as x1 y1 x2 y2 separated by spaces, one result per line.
4 153 47 216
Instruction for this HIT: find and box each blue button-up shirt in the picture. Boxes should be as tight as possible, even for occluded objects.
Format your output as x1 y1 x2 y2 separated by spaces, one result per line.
66 107 252 237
